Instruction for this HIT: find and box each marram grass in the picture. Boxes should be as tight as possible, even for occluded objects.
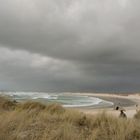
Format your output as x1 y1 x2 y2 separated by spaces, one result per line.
0 96 140 140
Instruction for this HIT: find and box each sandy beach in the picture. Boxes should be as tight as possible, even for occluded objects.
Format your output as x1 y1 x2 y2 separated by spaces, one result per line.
69 93 140 118
1 92 140 118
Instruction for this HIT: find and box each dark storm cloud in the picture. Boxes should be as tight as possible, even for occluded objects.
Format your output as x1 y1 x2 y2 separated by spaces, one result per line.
0 47 97 92
0 0 140 92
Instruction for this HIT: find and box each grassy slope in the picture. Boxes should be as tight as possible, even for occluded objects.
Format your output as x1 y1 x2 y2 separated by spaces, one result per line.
0 96 140 140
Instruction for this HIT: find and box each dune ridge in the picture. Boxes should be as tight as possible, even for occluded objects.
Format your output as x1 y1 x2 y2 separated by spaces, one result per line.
0 96 140 140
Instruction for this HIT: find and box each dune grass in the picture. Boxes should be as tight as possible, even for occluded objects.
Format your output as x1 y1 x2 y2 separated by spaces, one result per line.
0 97 140 140
134 110 140 120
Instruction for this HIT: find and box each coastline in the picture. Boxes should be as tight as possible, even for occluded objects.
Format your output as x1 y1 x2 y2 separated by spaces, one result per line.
0 92 140 118
70 93 140 118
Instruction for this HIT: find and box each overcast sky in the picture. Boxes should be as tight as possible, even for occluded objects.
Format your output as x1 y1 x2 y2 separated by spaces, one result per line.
0 0 140 92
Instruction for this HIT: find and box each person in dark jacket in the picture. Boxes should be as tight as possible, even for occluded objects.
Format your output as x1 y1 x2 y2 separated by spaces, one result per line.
119 110 127 119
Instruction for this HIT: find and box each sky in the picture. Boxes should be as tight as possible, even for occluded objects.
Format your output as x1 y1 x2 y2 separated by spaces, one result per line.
0 0 140 92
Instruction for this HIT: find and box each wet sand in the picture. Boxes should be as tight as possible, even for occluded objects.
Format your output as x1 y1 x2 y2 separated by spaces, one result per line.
68 93 140 118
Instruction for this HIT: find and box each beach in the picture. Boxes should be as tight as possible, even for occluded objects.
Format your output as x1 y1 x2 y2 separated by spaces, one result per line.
0 94 140 140
71 93 140 118
0 92 140 118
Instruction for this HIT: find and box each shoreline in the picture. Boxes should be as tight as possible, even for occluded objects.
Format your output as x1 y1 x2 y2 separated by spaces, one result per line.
69 93 140 118
0 92 140 118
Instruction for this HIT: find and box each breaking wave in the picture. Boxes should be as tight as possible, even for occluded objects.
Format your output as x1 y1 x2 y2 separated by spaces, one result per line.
0 92 113 107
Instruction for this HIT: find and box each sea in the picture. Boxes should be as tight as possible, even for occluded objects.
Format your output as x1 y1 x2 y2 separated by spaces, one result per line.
0 92 113 108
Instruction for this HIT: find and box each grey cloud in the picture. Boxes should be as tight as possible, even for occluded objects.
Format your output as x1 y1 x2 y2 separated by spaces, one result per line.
0 47 96 92
0 0 140 92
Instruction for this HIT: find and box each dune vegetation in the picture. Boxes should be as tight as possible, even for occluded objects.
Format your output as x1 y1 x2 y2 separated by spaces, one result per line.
0 96 140 140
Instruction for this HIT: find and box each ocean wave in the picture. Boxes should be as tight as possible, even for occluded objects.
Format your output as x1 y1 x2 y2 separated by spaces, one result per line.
0 92 113 107
63 97 102 107
0 92 51 99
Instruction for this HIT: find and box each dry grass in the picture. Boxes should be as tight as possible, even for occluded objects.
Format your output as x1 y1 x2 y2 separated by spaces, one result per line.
0 96 17 110
134 111 140 120
0 97 140 140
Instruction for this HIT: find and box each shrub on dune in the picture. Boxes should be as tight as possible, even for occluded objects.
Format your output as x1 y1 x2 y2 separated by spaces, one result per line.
0 97 17 110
